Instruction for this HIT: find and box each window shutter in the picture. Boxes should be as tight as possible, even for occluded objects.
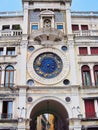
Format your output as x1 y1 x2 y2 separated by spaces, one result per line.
93 65 98 86
72 25 79 31
91 47 98 55
85 100 95 118
81 25 88 30
79 47 88 55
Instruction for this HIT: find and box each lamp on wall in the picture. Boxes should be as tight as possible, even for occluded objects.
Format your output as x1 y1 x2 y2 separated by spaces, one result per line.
17 107 25 122
72 106 83 119
77 106 83 119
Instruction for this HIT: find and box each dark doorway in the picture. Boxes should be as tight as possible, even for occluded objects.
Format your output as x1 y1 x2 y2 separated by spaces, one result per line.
30 99 69 130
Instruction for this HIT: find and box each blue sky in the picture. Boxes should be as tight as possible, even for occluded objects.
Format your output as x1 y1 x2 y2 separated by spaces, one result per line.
71 0 98 11
0 0 98 12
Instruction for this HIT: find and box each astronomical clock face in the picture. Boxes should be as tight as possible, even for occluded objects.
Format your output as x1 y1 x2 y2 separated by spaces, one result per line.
27 48 69 85
33 52 63 79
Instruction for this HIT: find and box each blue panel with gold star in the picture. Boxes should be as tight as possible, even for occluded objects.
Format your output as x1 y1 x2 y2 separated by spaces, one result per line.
33 52 63 78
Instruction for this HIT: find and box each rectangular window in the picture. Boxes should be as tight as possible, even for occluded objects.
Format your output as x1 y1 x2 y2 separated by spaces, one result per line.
72 24 79 31
81 25 88 30
6 47 15 56
32 25 38 30
90 47 98 55
79 47 88 55
57 25 63 29
84 99 95 118
0 48 3 55
12 24 21 30
2 101 13 119
2 25 10 30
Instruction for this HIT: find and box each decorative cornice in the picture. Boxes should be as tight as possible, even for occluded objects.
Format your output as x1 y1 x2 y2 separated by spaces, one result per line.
71 11 98 17
17 85 29 90
27 85 80 90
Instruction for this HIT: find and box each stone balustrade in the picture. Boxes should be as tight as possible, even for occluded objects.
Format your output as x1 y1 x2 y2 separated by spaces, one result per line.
0 30 22 37
73 30 98 37
0 11 23 17
71 11 98 16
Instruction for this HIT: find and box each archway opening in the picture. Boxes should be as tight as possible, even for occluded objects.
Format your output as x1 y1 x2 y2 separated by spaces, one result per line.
30 99 69 130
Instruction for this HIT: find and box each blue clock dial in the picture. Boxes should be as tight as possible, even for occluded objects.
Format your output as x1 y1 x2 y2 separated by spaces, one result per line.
40 57 57 73
33 52 63 78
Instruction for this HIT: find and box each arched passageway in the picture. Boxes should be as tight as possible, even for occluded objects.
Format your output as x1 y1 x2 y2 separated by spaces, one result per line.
30 99 69 130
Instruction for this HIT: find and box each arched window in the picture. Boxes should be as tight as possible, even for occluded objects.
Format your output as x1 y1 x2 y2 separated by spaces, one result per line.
4 65 14 87
81 65 92 86
0 67 2 86
93 65 98 86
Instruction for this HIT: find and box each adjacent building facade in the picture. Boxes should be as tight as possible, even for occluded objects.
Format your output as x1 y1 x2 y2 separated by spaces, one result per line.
0 0 98 130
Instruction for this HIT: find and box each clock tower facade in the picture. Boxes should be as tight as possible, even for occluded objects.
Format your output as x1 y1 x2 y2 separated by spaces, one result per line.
1 0 98 130
20 0 80 130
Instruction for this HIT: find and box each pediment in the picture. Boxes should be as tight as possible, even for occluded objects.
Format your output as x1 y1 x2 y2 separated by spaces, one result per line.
40 10 54 15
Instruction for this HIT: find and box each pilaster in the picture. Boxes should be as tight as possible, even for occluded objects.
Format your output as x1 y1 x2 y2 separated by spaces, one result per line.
18 121 26 130
68 36 77 85
71 86 81 118
18 86 27 119
1 66 5 87
94 99 98 117
17 86 28 130
3 47 6 55
17 40 27 86
89 64 95 86
65 2 72 34
23 2 29 34
0 100 2 119
51 16 55 28
82 99 86 118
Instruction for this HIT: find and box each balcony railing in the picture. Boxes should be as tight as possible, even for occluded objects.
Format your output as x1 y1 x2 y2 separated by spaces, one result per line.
73 30 98 37
4 83 15 88
0 83 15 88
0 30 22 37
0 11 23 17
0 113 12 119
31 28 63 42
71 11 98 16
